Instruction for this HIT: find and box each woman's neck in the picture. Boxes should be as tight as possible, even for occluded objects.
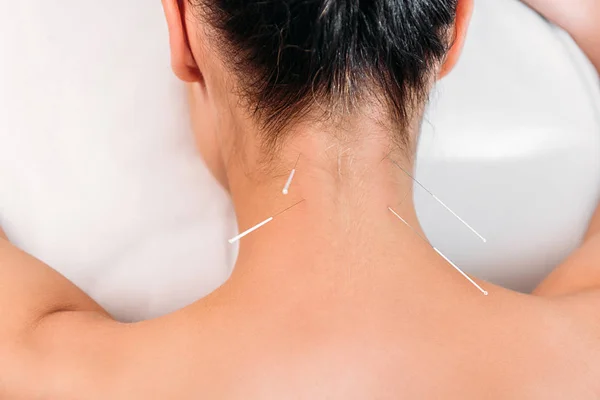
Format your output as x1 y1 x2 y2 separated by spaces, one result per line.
223 120 439 289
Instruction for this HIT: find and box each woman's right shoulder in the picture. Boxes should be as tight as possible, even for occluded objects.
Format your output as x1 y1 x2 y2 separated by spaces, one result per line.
533 290 600 396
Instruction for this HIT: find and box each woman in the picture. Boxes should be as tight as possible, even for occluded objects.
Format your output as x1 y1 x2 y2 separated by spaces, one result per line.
1 0 600 398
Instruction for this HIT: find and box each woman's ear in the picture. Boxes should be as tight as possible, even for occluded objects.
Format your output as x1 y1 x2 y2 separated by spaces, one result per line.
161 0 202 82
439 0 474 79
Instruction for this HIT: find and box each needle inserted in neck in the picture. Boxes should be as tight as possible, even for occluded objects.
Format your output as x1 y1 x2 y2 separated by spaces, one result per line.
228 217 273 244
228 199 306 244
391 160 487 243
282 154 301 195
388 206 488 296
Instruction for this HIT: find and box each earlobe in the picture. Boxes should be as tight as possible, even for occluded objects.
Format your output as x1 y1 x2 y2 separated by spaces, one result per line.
438 0 474 79
161 0 202 82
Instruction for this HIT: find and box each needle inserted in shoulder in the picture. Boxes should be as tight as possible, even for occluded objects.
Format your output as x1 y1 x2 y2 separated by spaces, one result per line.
388 206 488 296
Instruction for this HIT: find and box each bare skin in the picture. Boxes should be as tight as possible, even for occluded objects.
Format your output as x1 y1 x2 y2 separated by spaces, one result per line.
2 142 598 399
1 0 600 398
1 141 599 399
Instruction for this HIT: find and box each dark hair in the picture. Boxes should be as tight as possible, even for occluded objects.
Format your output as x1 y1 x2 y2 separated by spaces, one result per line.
195 0 457 148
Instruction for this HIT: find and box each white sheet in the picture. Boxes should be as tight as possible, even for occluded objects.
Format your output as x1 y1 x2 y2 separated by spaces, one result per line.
0 1 237 321
0 0 598 322
417 0 600 293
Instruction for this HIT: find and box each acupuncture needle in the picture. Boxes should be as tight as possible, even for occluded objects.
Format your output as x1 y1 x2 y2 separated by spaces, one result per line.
390 160 487 243
388 206 489 296
228 199 306 244
282 154 301 195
